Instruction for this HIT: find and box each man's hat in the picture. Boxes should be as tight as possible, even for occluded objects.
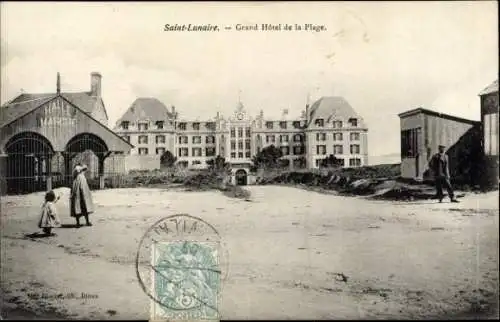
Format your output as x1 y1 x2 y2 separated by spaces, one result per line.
438 144 446 148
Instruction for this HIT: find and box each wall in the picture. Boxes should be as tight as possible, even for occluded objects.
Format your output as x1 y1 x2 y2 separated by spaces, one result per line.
91 98 109 127
423 114 478 181
399 113 424 179
124 155 161 172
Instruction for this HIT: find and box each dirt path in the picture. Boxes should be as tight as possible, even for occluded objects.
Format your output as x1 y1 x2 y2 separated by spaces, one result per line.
1 186 498 319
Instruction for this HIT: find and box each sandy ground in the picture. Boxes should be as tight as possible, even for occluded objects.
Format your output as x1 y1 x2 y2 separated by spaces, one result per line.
1 186 498 320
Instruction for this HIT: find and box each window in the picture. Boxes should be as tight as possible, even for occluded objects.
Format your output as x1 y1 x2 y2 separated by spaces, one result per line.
238 141 243 149
333 133 343 141
138 123 149 131
231 141 236 150
206 135 215 144
293 121 302 129
279 121 287 129
316 145 327 155
192 136 202 144
156 135 166 144
192 122 200 131
206 147 216 157
122 135 130 142
315 119 324 127
349 158 362 167
178 161 189 168
333 121 343 128
178 136 188 144
238 152 243 158
178 122 187 131
350 144 360 154
293 146 304 155
138 135 148 144
121 121 129 130
279 135 289 143
245 140 251 149
337 159 345 167
266 135 276 143
266 121 274 129
334 145 343 154
178 148 189 157
231 152 236 158
315 159 322 167
231 128 236 138
350 132 360 141
281 146 290 155
238 127 243 137
280 159 290 167
348 118 358 127
205 122 216 130
156 147 166 155
156 121 164 129
192 160 202 165
293 134 303 142
138 148 148 155
245 151 251 158
192 148 202 157
316 133 326 141
245 127 251 137
401 128 419 157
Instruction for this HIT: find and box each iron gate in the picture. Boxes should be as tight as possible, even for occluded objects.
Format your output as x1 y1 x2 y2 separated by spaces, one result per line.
2 132 126 195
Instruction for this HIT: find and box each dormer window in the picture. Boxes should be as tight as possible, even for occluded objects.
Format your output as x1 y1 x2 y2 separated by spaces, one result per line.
266 121 274 129
121 121 129 130
279 121 287 129
156 121 164 129
333 121 343 128
138 122 149 131
192 122 200 131
348 118 358 127
315 119 324 127
292 121 301 129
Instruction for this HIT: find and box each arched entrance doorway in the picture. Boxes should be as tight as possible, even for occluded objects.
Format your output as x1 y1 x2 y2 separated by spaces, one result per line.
235 169 248 186
5 132 54 194
65 133 109 188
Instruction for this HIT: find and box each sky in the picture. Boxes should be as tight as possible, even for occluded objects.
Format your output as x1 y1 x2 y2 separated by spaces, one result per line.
1 1 498 162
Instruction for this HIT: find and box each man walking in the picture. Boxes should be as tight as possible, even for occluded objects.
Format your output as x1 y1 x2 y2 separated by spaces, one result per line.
428 145 459 203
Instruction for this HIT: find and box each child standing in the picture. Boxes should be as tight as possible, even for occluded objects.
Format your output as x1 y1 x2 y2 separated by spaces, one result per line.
38 190 62 236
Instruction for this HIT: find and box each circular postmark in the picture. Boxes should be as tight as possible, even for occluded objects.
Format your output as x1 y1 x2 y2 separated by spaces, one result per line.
135 214 229 317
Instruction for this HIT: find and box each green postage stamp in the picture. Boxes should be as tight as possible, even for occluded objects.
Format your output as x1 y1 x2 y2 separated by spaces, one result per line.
150 241 221 321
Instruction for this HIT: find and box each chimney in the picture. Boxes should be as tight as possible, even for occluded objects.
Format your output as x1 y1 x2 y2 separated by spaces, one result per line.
90 72 102 97
56 72 61 94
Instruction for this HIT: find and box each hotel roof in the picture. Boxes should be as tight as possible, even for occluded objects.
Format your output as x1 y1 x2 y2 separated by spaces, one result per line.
115 97 173 126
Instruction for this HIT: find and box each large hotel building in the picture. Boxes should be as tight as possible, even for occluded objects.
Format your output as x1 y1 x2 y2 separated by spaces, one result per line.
114 96 368 175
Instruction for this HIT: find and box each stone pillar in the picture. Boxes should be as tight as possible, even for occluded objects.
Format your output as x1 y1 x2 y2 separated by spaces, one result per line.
46 154 53 191
63 152 72 187
98 155 105 190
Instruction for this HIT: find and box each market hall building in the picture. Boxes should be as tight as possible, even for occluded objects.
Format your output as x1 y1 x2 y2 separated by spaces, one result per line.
0 72 133 195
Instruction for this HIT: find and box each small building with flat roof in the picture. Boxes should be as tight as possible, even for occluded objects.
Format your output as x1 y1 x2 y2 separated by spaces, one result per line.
398 107 481 182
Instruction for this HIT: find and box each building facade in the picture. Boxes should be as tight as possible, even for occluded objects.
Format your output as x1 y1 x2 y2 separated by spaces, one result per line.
114 96 369 180
398 107 481 181
0 72 132 195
